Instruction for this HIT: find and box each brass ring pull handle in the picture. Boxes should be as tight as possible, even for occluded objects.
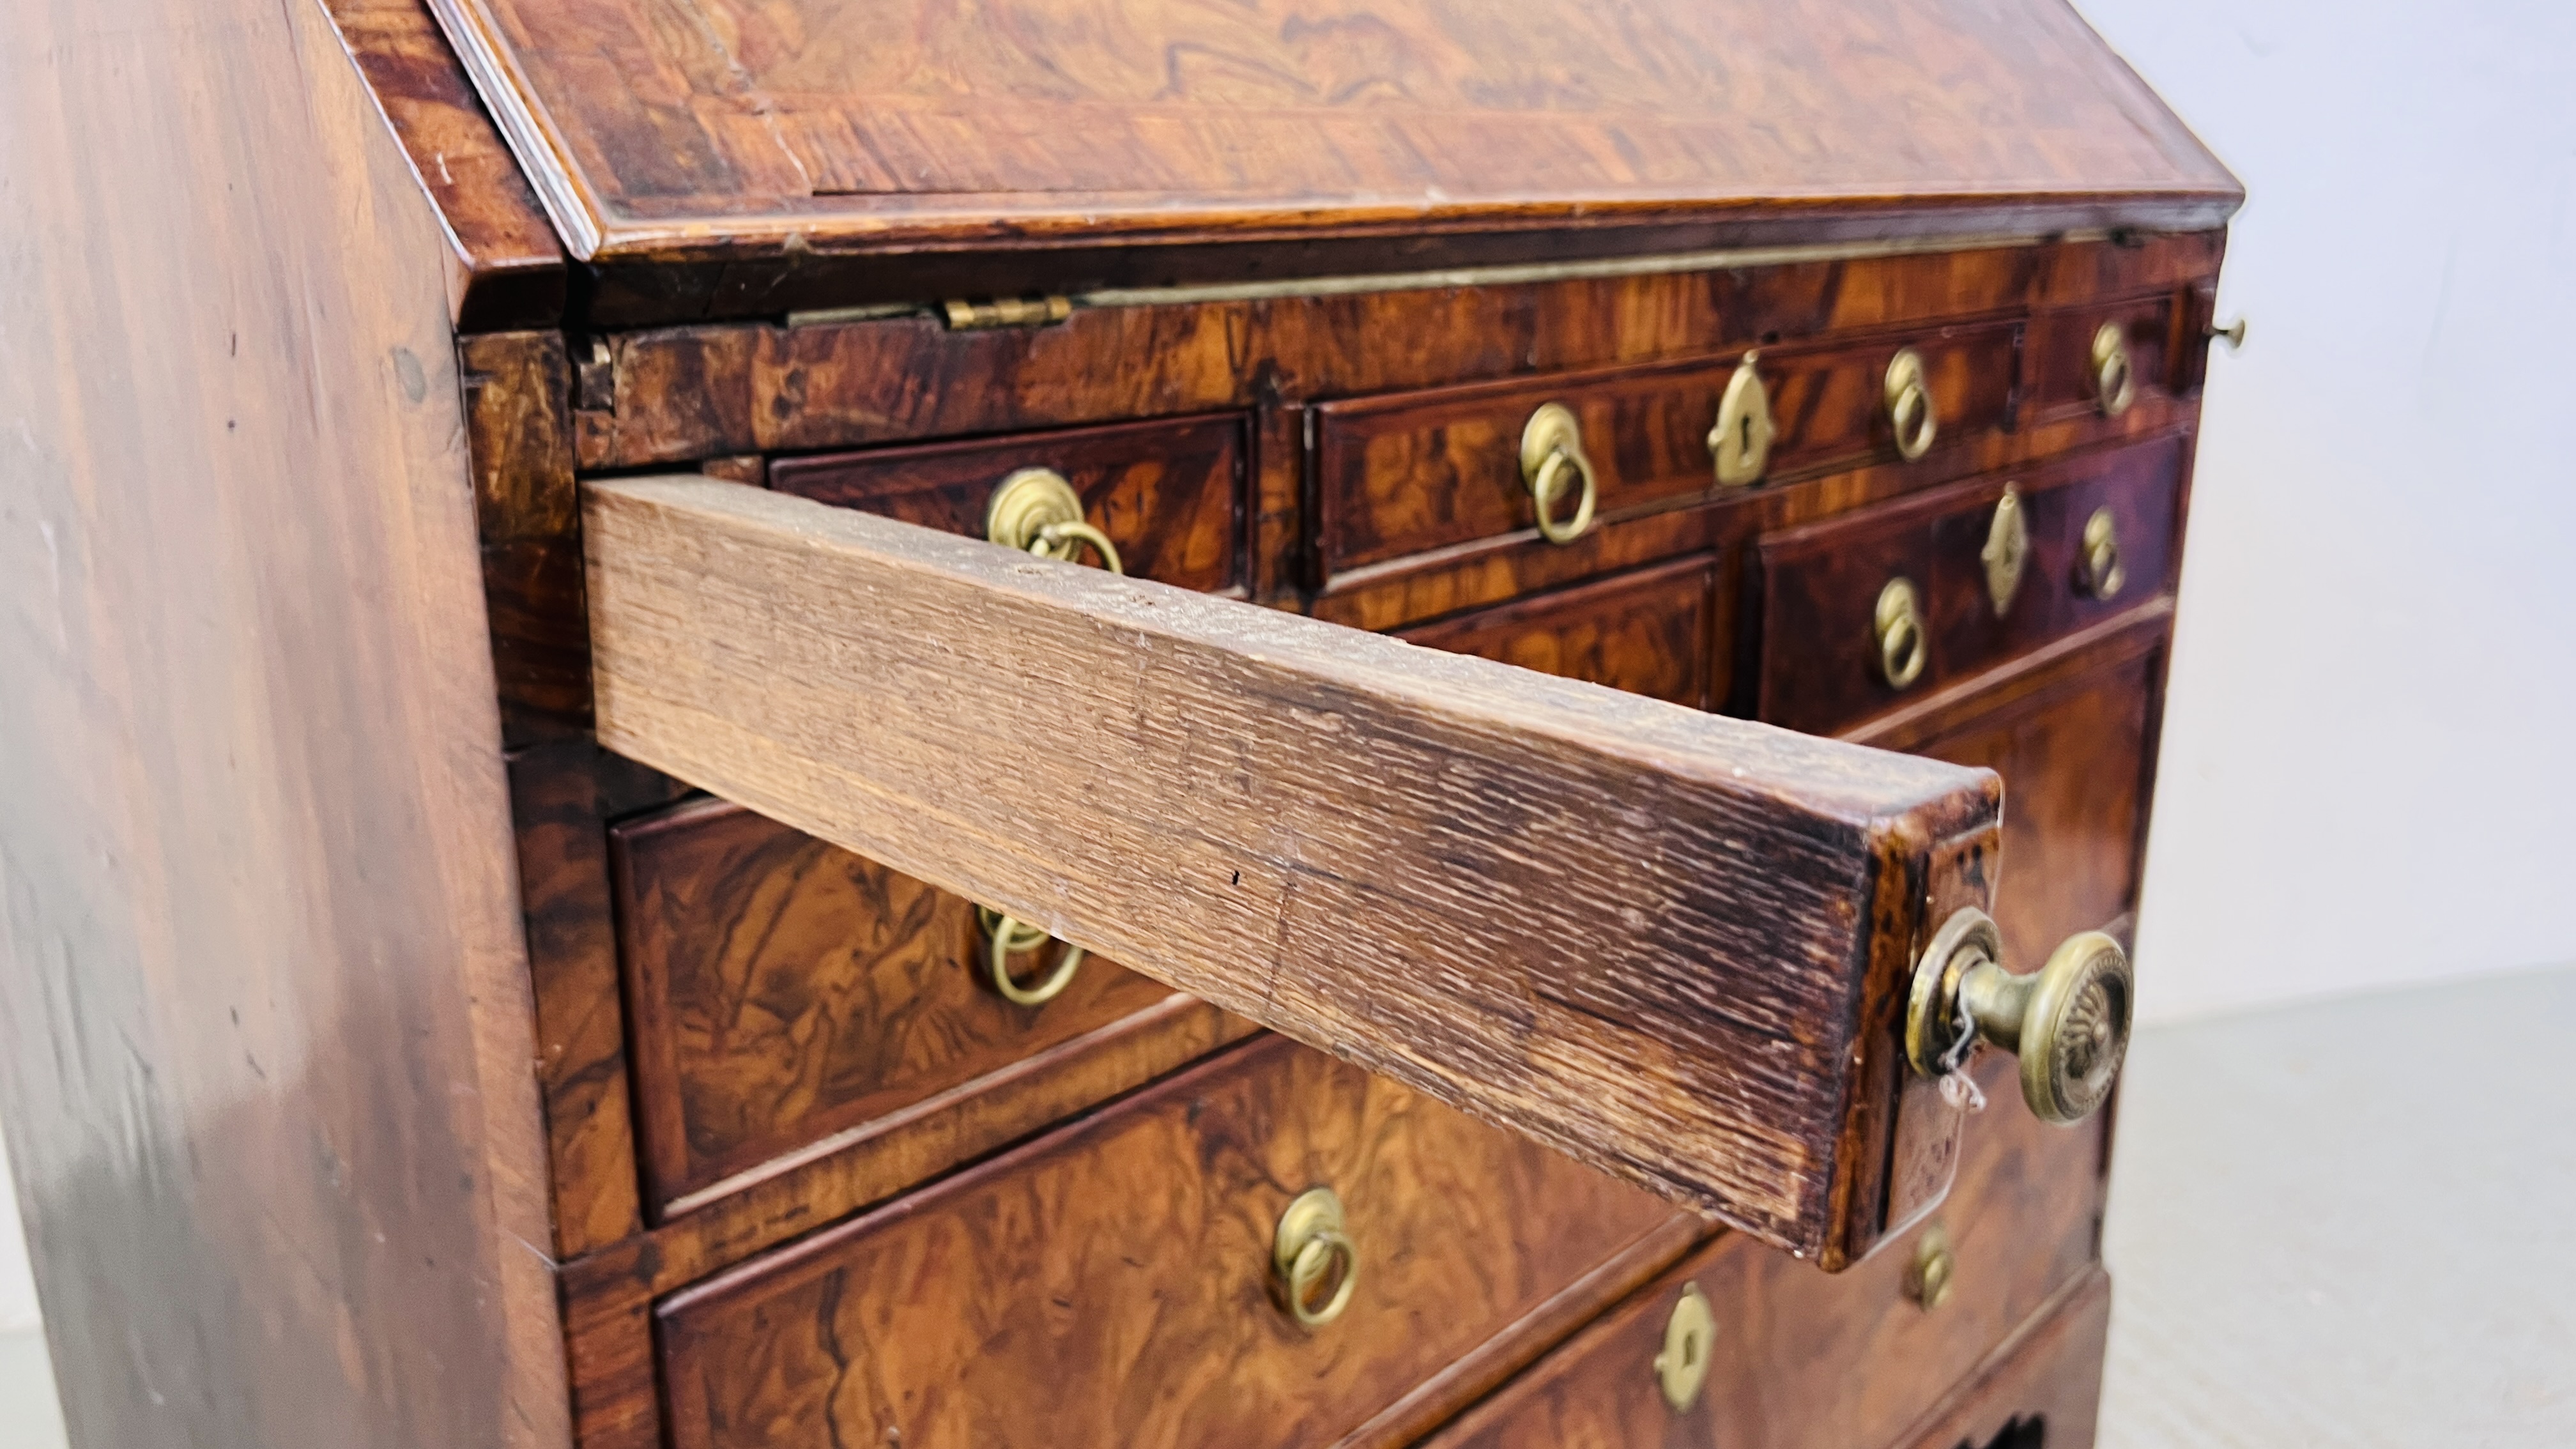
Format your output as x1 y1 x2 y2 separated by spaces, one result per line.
1874 577 1928 690
974 905 1086 1006
985 467 1126 574
2090 322 2137 418
1905 908 2135 1124
1519 402 1598 544
1272 1188 1359 1330
1708 353 1775 488
1883 348 1938 461
2075 506 2126 600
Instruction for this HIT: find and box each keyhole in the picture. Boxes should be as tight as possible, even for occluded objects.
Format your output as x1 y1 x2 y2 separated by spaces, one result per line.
1738 415 1753 452
1683 1334 1699 1367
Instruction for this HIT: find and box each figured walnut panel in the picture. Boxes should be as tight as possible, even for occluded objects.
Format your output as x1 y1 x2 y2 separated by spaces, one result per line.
659 1035 1691 1449
429 0 2236 263
583 477 2001 1259
1400 558 1716 710
1756 433 2184 737
1421 1048 2106 1449
1313 323 2016 582
769 413 1248 594
612 799 1184 1212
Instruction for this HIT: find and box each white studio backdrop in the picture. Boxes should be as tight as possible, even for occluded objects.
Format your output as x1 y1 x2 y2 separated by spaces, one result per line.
4 0 2573 1352
2075 0 2576 1023
0 1143 34 1334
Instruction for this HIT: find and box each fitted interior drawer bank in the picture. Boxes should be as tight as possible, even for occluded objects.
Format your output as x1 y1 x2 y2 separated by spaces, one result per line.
1312 324 2020 588
1754 433 2188 737
658 1034 1692 1449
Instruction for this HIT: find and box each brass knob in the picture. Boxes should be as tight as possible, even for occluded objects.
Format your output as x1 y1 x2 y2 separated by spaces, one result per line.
2076 506 2126 600
1980 485 2028 618
1273 1187 1359 1330
1708 353 1775 488
1905 1223 1956 1311
1653 1283 1717 1412
1884 348 1938 461
1519 401 1598 544
2090 322 2138 418
974 905 1086 1007
1874 577 1928 690
986 466 1124 574
1905 908 2134 1124
2208 316 2248 351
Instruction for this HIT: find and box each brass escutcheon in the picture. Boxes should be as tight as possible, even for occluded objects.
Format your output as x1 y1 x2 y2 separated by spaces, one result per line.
1653 1283 1718 1412
1708 353 1775 487
1273 1187 1360 1330
1519 402 1598 544
1884 348 1938 461
1906 1223 1957 1311
2091 321 2138 418
2076 506 2126 600
1874 577 1928 690
1905 907 2135 1124
985 466 1124 574
1981 485 2028 617
973 905 1085 1007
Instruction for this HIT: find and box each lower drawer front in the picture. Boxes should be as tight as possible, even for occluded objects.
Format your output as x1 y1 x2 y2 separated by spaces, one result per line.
656 1033 1688 1449
610 798 1185 1214
1420 1048 2102 1449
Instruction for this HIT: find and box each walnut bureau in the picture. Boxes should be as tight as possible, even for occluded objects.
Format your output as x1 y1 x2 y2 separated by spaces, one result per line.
0 3 2238 1449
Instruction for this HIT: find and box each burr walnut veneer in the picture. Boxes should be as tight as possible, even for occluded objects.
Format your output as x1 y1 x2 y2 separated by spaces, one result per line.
0 1 2233 1447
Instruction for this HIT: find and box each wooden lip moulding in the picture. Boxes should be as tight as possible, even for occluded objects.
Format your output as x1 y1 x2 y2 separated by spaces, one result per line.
585 477 2001 1264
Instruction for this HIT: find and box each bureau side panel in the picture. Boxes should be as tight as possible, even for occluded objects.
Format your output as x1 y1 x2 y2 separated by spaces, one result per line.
0 5 568 1448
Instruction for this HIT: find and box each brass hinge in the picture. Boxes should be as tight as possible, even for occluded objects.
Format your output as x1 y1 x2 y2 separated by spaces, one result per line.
942 295 1073 331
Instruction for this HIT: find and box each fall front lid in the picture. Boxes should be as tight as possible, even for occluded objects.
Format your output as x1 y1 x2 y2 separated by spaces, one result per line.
427 0 2240 265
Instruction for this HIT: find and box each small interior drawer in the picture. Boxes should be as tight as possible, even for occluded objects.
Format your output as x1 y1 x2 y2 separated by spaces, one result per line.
1399 556 1718 709
611 799 1189 1216
1754 433 2186 737
1311 325 2018 586
655 1034 1687 1449
767 413 1247 592
2024 295 2177 418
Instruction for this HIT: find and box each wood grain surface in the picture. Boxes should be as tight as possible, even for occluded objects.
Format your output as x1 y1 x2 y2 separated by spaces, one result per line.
321 0 564 328
583 476 2000 1256
427 0 2237 268
1312 323 2017 582
1421 1048 2105 1449
1756 433 2185 737
612 799 1186 1211
1399 558 1717 710
657 1034 1694 1449
769 413 1250 595
0 1 567 1445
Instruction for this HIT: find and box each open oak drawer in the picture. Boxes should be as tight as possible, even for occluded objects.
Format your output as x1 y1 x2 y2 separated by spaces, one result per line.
582 475 2134 1268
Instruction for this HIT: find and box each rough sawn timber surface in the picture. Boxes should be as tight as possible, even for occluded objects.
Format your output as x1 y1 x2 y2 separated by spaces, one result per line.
584 477 2000 1255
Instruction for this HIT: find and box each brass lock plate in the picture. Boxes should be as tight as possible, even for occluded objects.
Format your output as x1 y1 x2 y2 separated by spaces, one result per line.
1708 353 1775 487
1981 485 2028 617
1654 1282 1717 1411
